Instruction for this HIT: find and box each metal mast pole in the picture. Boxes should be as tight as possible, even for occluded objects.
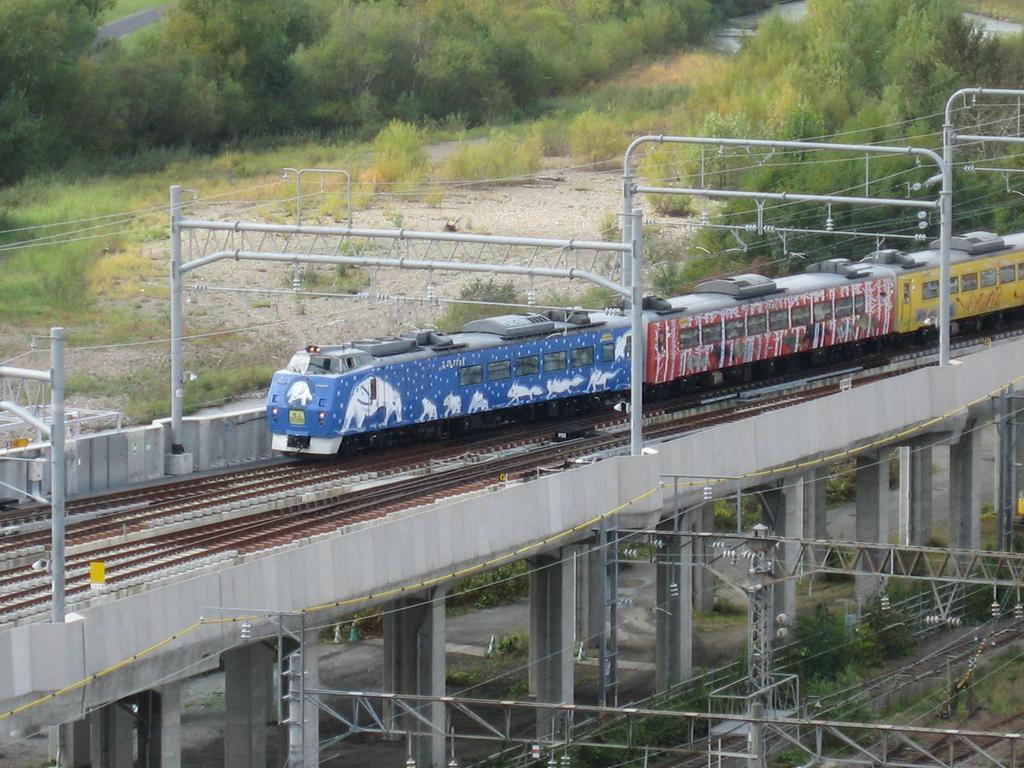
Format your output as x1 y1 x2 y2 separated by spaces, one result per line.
169 185 185 453
50 327 65 623
939 118 954 366
629 208 644 458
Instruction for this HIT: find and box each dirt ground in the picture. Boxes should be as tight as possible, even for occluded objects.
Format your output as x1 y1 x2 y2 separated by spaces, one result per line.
0 157 633 423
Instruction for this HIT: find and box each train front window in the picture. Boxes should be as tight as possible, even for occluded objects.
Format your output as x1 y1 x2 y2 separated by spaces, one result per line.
286 352 333 373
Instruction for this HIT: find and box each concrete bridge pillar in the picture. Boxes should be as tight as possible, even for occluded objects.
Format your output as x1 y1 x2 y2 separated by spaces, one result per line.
383 587 447 768
855 451 889 601
585 543 604 652
54 718 90 768
136 683 182 768
949 421 982 551
529 550 575 738
897 445 933 546
224 642 276 768
569 544 591 654
802 469 828 540
88 701 133 768
654 514 692 692
692 502 715 614
774 476 808 625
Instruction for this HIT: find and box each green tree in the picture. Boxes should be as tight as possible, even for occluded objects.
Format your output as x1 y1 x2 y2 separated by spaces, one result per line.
436 279 524 333
0 0 97 182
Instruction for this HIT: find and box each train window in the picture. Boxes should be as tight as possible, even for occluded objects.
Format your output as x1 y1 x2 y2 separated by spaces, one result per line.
960 272 978 291
1000 265 1016 284
601 341 615 362
791 305 811 326
769 309 789 331
835 296 853 318
854 295 866 315
544 350 567 372
679 326 700 347
488 359 511 381
923 280 939 300
571 346 594 367
516 355 540 376
1019 264 1024 281
702 320 722 343
746 313 767 335
981 268 997 288
459 364 483 386
724 318 745 339
370 378 377 399
812 301 832 322
949 276 960 294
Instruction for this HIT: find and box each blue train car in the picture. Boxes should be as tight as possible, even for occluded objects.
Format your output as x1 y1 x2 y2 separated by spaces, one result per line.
267 311 632 454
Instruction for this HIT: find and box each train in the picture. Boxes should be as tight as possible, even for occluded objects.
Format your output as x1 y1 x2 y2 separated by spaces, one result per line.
267 230 1024 455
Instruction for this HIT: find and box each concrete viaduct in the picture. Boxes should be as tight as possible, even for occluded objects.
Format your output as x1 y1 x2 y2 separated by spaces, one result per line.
2 336 1024 767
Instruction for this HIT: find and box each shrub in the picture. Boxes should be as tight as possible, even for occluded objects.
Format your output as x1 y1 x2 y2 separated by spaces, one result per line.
568 110 626 165
638 145 695 216
363 120 428 192
443 131 542 182
448 562 529 611
435 279 525 333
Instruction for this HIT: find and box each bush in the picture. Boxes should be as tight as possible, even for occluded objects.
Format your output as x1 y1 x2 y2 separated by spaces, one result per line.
443 131 542 182
638 145 695 216
568 110 626 165
496 629 528 657
363 120 428 192
435 278 525 333
447 562 529 611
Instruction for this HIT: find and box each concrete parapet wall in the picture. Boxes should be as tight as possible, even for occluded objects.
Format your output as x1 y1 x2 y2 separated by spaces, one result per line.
1 406 272 501
0 425 164 500
3 337 1024 731
157 408 272 471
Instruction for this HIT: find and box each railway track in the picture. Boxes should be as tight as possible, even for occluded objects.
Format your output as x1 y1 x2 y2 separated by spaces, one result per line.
0 328 1012 626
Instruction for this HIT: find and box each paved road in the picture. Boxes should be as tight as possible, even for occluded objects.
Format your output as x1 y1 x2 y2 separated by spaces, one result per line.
96 5 164 41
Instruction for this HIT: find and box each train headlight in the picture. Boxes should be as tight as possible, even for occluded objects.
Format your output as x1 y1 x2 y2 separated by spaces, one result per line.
271 407 279 420
318 411 326 425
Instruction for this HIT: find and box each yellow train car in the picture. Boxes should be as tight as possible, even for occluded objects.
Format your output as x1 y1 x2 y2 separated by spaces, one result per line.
863 232 1024 335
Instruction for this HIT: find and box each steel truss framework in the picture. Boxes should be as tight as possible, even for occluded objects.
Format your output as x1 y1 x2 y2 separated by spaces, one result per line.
0 371 120 438
306 689 1024 768
179 220 627 285
638 531 1024 589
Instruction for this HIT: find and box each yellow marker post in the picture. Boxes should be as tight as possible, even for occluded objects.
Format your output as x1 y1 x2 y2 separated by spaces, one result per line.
89 561 106 591
1017 496 1024 519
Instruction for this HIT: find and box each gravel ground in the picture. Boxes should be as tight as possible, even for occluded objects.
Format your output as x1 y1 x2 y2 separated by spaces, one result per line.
0 160 632 424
